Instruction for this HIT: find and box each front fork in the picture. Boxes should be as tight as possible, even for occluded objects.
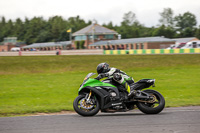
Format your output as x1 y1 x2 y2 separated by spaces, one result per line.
85 90 92 104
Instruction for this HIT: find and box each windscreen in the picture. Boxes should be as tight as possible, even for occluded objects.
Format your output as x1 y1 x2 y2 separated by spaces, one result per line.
84 73 96 81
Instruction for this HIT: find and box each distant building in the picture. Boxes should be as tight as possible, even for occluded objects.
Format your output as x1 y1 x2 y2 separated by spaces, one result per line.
22 24 188 51
21 23 118 51
0 37 26 52
90 36 175 50
3 37 17 45
22 41 72 51
173 37 199 44
72 23 118 49
72 24 177 50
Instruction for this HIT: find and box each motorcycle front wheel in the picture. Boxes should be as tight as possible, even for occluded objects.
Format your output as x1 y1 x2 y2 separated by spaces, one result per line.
136 89 165 114
73 95 100 116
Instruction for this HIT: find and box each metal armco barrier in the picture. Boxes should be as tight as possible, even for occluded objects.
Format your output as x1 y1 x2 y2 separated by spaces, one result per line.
104 48 200 55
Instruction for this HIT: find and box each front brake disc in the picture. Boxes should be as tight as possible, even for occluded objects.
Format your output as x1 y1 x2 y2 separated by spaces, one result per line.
80 99 94 109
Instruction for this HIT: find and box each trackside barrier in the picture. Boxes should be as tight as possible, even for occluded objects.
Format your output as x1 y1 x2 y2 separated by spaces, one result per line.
104 48 200 55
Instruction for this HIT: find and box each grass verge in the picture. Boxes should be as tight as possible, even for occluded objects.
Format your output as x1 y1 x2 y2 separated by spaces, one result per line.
0 54 200 116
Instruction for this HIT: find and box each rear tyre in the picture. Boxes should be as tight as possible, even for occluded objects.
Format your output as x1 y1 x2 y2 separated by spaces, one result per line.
136 89 165 114
73 95 100 116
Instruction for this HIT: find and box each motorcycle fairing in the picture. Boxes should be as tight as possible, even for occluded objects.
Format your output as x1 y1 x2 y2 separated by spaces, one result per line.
79 78 116 91
79 85 122 110
131 79 155 90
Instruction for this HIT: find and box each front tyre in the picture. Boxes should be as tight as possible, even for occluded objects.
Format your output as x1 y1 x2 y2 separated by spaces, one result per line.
136 89 165 114
73 95 100 116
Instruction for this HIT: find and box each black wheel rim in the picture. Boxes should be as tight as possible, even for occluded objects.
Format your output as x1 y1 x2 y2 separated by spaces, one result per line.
141 93 161 108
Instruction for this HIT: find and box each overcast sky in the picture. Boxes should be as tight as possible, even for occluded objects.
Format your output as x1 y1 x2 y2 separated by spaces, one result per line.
0 0 200 27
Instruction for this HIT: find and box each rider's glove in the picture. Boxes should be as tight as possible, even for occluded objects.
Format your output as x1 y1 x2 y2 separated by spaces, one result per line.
95 73 108 80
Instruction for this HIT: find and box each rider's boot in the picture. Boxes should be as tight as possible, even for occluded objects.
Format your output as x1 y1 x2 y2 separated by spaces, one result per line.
128 90 137 98
123 82 136 98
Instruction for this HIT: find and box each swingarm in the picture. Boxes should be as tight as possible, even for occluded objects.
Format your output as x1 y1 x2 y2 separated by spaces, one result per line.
133 91 154 101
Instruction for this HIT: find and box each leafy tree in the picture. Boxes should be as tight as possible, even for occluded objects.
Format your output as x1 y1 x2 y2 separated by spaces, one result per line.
0 10 198 45
132 26 155 37
0 16 6 26
118 11 142 38
122 11 137 26
0 17 6 42
59 30 69 41
23 18 31 43
23 17 47 44
67 15 89 33
13 18 24 41
182 27 195 37
103 21 114 30
174 12 197 37
195 26 200 39
4 19 14 37
48 16 67 42
36 30 51 42
159 8 174 28
174 12 197 31
152 25 175 38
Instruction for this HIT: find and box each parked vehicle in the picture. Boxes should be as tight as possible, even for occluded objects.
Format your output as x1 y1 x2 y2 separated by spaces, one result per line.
73 73 165 116
181 41 200 49
166 44 176 49
11 47 20 51
176 43 186 48
166 43 186 49
30 48 36 51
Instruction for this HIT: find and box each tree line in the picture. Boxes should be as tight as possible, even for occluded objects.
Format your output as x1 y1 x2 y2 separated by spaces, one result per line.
0 8 200 45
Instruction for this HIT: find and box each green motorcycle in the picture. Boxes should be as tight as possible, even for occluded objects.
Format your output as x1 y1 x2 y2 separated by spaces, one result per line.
73 73 165 116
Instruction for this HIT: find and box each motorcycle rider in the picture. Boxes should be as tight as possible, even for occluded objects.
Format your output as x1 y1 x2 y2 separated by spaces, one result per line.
95 62 136 98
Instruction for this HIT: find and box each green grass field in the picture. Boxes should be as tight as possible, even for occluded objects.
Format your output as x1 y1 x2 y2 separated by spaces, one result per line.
0 54 200 116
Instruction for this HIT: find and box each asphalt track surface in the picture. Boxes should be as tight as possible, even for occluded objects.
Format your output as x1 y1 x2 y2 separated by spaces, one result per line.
0 106 200 133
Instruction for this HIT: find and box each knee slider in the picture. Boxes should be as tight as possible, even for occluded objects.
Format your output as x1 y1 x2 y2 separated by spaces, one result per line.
113 73 122 81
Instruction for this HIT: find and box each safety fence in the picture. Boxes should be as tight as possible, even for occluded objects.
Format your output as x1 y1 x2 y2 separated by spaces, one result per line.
104 48 200 55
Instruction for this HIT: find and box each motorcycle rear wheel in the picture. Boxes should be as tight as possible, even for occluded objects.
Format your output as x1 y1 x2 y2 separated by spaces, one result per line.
73 95 100 116
136 89 165 114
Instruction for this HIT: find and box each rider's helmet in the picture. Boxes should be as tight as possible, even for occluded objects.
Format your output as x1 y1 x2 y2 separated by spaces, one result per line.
97 63 110 74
